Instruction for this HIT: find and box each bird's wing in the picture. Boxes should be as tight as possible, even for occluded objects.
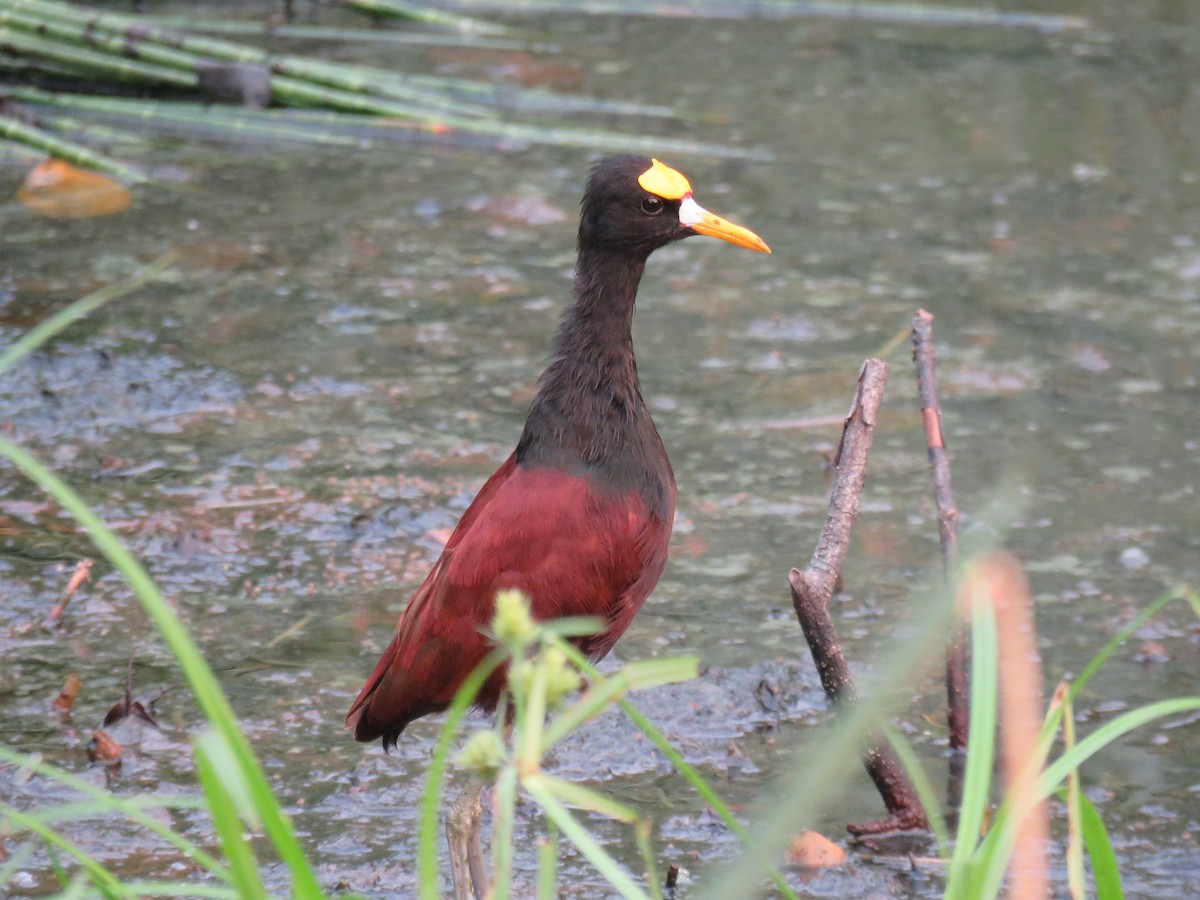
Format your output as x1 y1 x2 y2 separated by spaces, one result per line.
345 456 671 743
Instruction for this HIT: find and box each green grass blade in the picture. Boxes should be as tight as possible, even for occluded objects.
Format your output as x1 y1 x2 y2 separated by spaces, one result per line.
978 698 1200 899
0 805 133 898
533 774 639 824
946 593 999 896
0 112 147 182
635 818 664 900
524 776 649 900
540 655 697 751
1038 699 1200 798
0 250 175 376
491 768 517 900
1077 792 1123 900
536 825 558 900
194 733 268 900
555 641 799 900
1061 691 1086 900
341 0 507 35
883 724 951 857
1068 586 1184 705
418 647 507 900
0 439 324 898
0 745 228 880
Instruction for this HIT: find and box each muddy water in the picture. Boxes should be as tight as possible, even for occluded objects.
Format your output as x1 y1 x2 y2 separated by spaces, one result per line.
3 1 1200 896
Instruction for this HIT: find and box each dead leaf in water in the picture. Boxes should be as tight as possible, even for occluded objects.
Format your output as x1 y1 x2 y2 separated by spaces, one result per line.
87 729 124 764
17 159 132 219
53 673 83 712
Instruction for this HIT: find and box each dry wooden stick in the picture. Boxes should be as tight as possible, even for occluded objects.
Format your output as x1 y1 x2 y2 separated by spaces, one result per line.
790 358 929 834
910 310 969 753
44 558 93 629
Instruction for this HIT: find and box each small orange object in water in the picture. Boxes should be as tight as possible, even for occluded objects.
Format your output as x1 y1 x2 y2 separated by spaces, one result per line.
785 830 847 867
16 159 132 219
53 673 84 712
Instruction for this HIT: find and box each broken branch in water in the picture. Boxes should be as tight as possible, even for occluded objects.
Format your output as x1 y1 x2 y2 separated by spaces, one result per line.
911 309 968 752
789 358 929 834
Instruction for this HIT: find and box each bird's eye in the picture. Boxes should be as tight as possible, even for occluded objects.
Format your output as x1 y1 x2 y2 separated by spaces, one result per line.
640 196 664 216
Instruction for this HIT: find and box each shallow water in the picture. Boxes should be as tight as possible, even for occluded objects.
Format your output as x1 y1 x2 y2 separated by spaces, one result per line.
2 1 1199 896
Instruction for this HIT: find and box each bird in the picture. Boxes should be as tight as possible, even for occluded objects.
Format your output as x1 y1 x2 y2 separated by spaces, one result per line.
346 155 770 750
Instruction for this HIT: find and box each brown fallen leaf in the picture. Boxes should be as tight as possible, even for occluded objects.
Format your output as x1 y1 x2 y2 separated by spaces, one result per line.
87 729 124 764
785 830 846 867
53 673 83 712
17 159 132 219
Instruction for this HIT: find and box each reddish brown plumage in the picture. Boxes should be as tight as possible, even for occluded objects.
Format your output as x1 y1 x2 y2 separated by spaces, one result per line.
346 455 673 749
346 156 767 749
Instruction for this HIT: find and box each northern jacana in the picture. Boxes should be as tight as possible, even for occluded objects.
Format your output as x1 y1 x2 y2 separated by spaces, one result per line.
346 155 769 749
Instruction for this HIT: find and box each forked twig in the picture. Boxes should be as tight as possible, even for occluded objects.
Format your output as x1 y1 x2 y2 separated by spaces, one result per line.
789 358 929 834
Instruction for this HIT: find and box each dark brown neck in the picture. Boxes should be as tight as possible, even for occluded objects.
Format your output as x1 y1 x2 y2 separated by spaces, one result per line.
515 247 672 513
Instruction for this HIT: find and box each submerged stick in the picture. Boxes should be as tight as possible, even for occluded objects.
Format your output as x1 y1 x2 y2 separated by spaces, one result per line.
789 358 929 834
910 310 969 757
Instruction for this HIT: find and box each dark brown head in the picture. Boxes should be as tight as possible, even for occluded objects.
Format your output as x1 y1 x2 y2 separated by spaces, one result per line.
579 155 770 259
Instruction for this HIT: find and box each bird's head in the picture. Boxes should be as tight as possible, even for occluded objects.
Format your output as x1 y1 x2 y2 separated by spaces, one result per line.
579 155 770 258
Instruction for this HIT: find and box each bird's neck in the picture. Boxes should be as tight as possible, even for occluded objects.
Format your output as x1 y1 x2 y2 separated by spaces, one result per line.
549 247 646 392
516 246 665 481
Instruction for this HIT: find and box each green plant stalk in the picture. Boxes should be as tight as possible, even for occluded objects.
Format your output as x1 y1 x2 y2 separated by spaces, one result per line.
1068 585 1187 706
0 806 132 898
977 697 1200 898
541 654 698 751
945 592 999 898
45 845 69 891
1062 690 1086 900
0 250 175 375
6 0 772 156
0 745 227 880
0 439 324 899
1075 793 1123 900
556 641 799 900
341 0 506 34
524 776 649 900
52 866 81 898
418 647 506 900
536 828 558 900
0 112 146 182
0 25 197 88
882 724 950 857
444 0 1090 31
13 89 384 147
136 17 531 48
1 8 208 74
409 74 678 118
534 774 639 824
518 651 548 774
965 589 1191 900
490 767 518 900
194 734 269 900
6 0 487 118
635 819 664 900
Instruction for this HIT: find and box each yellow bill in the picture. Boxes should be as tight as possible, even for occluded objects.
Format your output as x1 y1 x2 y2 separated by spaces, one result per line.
678 196 771 253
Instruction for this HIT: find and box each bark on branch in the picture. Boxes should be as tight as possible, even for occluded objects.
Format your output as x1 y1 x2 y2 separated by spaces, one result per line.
911 309 969 754
790 358 929 834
